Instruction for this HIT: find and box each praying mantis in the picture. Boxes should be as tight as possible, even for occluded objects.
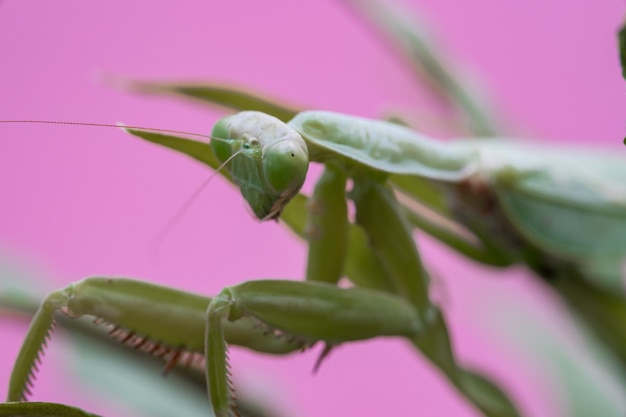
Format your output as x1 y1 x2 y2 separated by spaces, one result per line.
2 109 519 417
3 95 626 417
2 2 625 417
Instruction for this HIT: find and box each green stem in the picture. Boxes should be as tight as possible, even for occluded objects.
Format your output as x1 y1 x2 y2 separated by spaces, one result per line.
0 402 103 417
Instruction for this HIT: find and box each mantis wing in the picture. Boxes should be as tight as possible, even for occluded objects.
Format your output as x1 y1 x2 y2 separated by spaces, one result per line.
476 141 626 288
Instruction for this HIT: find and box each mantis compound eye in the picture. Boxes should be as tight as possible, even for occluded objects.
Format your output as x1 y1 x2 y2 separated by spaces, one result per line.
210 117 235 163
263 138 309 195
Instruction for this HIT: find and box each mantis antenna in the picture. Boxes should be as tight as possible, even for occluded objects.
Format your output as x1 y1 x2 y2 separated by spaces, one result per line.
0 119 214 141
150 148 246 259
0 119 240 258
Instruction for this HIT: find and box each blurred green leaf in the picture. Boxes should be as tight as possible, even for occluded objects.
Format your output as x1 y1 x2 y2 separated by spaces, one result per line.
109 77 300 122
71 330 213 417
459 370 521 417
122 128 227 177
0 402 102 417
343 0 500 136
619 20 626 80
553 276 626 366
490 278 626 416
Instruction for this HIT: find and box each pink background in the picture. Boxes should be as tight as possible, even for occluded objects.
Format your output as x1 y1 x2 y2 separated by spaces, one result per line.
0 1 625 416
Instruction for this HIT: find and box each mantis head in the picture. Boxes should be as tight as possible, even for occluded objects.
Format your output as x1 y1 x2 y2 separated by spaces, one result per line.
211 111 309 220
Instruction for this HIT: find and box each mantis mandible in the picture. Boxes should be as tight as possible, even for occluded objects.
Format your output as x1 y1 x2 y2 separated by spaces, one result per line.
5 106 626 417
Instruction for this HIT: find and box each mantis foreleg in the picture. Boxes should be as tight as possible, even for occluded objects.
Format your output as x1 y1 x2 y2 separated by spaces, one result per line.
350 178 519 417
305 163 398 292
305 164 348 284
351 179 431 316
350 179 458 376
7 277 300 402
205 279 423 417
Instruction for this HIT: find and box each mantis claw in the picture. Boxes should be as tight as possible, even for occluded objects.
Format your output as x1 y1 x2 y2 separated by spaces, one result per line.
312 344 334 375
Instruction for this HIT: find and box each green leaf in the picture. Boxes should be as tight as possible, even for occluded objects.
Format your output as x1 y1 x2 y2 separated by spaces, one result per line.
113 78 301 122
71 330 213 417
491 278 626 417
343 0 500 136
619 19 626 80
123 128 229 178
459 370 521 417
554 276 626 366
0 402 103 417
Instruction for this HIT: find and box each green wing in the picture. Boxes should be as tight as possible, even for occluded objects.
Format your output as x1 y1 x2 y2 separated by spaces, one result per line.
476 140 626 287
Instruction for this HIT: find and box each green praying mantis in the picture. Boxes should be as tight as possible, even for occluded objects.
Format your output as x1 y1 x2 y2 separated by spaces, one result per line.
3 98 626 417
1 0 625 414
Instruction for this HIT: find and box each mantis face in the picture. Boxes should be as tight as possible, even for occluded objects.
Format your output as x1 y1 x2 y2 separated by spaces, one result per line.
211 111 309 220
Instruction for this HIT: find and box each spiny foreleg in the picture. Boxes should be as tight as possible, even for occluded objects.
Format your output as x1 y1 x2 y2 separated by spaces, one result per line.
7 277 301 402
205 279 423 417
